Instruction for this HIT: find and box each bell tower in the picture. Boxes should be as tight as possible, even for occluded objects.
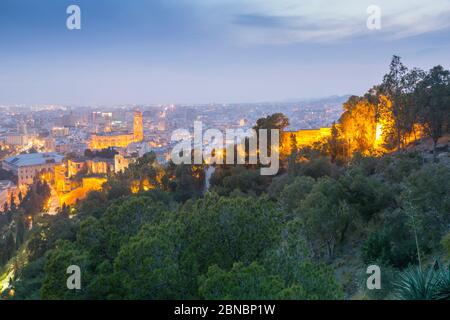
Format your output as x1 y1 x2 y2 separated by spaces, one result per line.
133 111 144 142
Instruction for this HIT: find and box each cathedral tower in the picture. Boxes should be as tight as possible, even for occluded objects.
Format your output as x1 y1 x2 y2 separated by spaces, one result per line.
133 111 144 142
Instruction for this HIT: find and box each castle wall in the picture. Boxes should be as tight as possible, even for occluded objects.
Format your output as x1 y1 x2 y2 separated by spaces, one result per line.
281 128 331 155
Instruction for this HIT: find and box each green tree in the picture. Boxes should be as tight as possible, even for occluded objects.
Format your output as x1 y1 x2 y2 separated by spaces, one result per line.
171 164 204 202
11 258 46 300
41 240 90 299
15 215 26 248
415 65 450 161
211 166 270 196
327 122 346 163
254 113 290 155
180 194 282 273
253 113 290 131
264 232 344 299
297 177 355 259
95 196 169 259
279 176 315 217
380 56 422 150
4 232 16 262
401 164 450 249
27 214 76 262
199 262 285 300
113 222 187 299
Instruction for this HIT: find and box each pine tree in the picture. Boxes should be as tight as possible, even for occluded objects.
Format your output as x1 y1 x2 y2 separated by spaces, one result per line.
4 233 15 262
16 216 25 249
9 193 16 211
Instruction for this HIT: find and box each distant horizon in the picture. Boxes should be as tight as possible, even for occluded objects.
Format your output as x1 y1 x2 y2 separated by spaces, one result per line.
0 94 352 108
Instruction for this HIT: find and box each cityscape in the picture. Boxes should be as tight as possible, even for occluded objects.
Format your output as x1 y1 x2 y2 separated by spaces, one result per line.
0 98 344 214
1 0 450 311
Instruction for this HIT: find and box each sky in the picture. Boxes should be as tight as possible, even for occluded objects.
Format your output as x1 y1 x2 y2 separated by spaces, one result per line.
1 0 450 105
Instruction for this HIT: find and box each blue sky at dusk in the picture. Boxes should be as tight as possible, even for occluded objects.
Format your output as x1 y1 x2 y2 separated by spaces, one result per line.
1 0 450 105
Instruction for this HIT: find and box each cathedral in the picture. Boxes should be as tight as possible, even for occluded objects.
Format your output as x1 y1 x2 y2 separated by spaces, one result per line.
89 111 144 150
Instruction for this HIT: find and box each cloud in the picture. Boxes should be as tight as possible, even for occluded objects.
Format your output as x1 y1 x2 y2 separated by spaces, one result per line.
191 0 450 44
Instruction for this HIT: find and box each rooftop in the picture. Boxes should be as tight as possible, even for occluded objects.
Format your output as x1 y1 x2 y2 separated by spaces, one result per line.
91 131 132 137
0 180 16 191
4 152 64 167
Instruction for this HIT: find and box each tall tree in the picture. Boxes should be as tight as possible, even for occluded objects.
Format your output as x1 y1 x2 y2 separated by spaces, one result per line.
415 65 450 161
327 122 342 163
380 56 423 150
253 113 290 132
254 113 289 154
16 215 26 249
339 96 377 154
4 233 16 262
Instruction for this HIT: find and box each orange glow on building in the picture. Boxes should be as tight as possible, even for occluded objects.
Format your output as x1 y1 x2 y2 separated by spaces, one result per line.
114 154 136 173
54 164 71 193
67 159 86 178
82 177 107 191
281 128 332 155
59 177 107 206
86 158 113 175
89 111 144 150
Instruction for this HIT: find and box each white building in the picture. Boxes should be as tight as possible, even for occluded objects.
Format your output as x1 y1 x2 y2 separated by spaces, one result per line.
5 134 30 146
114 154 137 173
51 127 69 137
2 152 64 186
44 137 56 152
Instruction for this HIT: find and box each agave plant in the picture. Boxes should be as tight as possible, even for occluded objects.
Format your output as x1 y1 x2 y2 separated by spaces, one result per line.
393 266 437 300
394 261 450 300
433 265 450 300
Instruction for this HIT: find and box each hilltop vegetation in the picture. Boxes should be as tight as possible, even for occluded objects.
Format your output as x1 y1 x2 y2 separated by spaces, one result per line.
4 148 449 300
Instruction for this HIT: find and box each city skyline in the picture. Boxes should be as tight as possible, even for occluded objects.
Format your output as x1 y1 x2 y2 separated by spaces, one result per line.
1 0 450 105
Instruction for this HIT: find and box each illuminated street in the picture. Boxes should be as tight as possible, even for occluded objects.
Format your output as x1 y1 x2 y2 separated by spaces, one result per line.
47 185 60 215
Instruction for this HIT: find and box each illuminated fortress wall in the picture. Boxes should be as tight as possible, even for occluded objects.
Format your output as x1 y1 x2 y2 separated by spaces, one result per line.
281 128 331 155
59 177 107 206
89 111 144 150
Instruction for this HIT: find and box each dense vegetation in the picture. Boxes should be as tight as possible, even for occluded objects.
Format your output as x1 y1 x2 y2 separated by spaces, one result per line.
0 178 50 267
1 56 450 300
3 149 449 300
